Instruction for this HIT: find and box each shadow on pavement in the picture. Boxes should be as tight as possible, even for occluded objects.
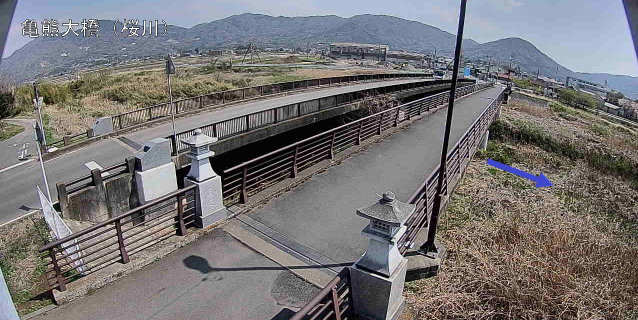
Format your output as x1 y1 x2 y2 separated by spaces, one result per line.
183 255 354 273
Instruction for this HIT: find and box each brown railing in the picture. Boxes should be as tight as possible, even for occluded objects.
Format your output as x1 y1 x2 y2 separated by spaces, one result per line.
166 79 471 156
221 82 493 206
58 157 134 196
398 86 506 253
39 185 197 292
290 268 354 320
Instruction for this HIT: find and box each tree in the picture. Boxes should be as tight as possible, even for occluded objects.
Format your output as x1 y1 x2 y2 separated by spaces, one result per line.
606 92 624 105
0 76 16 136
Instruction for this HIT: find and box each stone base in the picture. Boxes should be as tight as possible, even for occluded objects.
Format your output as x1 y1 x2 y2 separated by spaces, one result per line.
134 162 178 205
351 259 408 320
405 230 447 282
185 176 226 228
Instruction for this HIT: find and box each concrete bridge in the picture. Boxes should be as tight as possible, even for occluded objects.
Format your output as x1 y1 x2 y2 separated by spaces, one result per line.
0 76 462 225
34 82 506 320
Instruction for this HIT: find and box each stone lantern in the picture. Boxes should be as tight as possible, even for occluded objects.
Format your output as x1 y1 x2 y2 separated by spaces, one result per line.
181 129 227 228
355 191 414 277
350 191 415 320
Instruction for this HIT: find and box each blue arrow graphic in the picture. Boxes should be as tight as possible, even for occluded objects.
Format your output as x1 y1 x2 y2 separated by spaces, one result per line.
486 159 552 188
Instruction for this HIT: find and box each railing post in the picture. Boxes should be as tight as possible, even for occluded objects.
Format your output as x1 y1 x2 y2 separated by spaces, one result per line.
318 98 322 111
245 115 250 131
356 121 363 145
176 194 186 236
222 92 225 104
63 136 70 147
91 168 103 186
56 182 68 217
394 106 400 127
115 219 130 264
306 80 309 89
170 135 178 156
329 132 336 160
273 109 278 123
297 103 301 116
240 167 248 204
378 113 384 135
148 107 152 120
213 123 218 138
199 96 204 109
242 88 246 100
331 286 343 320
292 146 299 178
49 249 67 292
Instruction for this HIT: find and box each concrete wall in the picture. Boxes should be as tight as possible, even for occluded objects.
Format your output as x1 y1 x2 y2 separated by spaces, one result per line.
66 174 138 222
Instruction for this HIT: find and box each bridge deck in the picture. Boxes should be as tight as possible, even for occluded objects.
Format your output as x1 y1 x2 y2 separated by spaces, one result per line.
244 85 505 265
39 85 504 320
0 77 429 224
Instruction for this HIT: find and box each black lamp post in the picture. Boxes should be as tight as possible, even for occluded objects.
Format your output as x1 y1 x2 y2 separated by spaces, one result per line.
420 0 468 253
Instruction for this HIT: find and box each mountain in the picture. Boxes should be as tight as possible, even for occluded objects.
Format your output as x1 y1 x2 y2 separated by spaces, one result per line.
1 13 637 99
462 38 575 80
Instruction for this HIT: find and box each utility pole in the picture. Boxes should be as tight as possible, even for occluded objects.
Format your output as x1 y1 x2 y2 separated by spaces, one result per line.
487 56 492 81
166 54 177 153
32 82 46 149
34 123 52 202
421 0 467 254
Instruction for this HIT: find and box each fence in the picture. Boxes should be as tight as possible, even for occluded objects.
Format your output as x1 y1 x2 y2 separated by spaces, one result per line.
57 158 134 202
43 73 431 150
290 268 354 320
39 185 197 292
167 79 475 156
221 82 493 206
398 87 506 253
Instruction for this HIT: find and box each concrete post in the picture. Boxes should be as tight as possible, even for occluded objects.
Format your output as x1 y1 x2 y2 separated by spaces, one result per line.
134 138 178 220
182 129 227 228
479 130 489 151
0 267 19 320
349 191 414 320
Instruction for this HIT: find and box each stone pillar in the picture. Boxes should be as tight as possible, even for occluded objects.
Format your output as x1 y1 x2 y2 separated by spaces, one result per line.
181 129 227 228
350 191 415 320
479 130 490 151
134 138 178 211
0 267 19 320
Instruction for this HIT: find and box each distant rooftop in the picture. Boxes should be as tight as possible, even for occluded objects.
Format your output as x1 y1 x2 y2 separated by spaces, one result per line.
330 42 389 49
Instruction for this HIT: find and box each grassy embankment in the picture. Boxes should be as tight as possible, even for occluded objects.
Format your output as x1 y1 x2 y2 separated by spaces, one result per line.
0 122 24 141
404 99 638 319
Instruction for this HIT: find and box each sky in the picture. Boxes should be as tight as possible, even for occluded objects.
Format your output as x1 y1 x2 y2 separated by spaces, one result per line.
3 0 637 76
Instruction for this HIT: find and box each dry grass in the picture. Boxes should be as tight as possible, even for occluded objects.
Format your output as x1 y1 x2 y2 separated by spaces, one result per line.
404 100 638 320
0 214 53 315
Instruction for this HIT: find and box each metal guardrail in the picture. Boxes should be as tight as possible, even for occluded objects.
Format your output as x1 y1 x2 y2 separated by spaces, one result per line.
398 86 505 253
290 268 354 320
167 79 474 156
221 82 492 206
43 73 432 150
39 185 197 292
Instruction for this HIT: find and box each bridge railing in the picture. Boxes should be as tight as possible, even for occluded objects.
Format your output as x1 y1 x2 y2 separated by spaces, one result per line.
398 85 505 253
290 268 354 320
221 82 492 206
39 185 197 292
111 73 430 132
43 73 432 150
166 79 470 156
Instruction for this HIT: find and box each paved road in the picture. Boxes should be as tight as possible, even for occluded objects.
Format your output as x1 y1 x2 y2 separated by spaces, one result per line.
0 78 430 225
247 85 505 264
41 229 319 320
0 118 36 170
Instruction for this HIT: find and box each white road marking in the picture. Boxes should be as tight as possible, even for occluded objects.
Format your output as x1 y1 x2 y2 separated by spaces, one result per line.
0 210 39 228
0 158 35 173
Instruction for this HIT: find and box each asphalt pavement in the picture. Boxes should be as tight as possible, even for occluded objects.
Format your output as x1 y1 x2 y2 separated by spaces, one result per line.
0 118 36 170
0 78 429 225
